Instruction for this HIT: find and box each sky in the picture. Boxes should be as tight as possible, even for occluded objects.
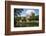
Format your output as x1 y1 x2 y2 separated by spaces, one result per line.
20 9 39 17
14 8 39 17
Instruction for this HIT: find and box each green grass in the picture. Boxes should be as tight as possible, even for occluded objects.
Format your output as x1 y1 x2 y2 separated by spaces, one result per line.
15 22 39 27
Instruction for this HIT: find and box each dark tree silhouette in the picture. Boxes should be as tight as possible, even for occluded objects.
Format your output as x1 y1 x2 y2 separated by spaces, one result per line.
14 8 24 27
14 8 24 16
35 15 39 20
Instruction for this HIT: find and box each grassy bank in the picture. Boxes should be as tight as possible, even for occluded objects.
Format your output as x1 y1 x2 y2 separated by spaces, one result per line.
15 21 39 27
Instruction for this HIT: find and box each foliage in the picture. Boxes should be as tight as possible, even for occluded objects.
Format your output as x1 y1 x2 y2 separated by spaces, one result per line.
16 17 21 21
15 22 39 27
14 8 24 16
14 8 24 27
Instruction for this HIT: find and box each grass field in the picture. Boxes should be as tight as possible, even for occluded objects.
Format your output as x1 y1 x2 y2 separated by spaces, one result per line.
15 21 39 27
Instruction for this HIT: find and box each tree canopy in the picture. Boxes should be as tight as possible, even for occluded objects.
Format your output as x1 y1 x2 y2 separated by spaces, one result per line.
14 8 24 16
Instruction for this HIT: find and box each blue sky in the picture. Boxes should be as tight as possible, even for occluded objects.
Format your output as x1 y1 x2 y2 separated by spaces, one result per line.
20 9 39 17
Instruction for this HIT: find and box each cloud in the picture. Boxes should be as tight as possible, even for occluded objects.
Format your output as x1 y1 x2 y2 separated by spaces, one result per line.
26 10 35 16
20 9 35 17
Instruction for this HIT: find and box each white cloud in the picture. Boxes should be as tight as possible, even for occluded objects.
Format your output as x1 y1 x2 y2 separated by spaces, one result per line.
26 10 35 16
20 10 35 17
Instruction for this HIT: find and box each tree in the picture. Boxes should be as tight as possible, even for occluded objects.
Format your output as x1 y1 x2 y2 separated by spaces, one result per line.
14 8 24 16
23 17 26 22
35 15 39 20
14 8 24 27
14 8 23 27
30 12 35 20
